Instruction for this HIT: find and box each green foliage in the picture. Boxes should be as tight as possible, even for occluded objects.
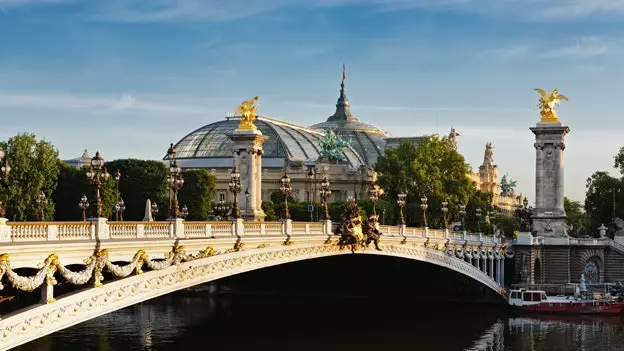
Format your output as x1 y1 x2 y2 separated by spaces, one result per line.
374 136 476 227
261 201 277 221
0 133 60 221
492 214 520 238
53 162 89 220
464 191 495 232
564 197 587 237
584 171 623 235
104 159 169 221
178 169 216 220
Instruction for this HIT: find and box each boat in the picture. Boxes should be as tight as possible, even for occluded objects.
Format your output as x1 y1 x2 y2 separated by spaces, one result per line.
508 288 624 315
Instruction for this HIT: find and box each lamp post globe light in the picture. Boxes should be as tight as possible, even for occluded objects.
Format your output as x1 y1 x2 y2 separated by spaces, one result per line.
0 147 9 217
115 198 126 222
114 169 122 221
36 192 47 221
458 202 467 231
213 199 230 221
86 151 110 218
181 204 189 219
229 168 242 219
78 194 89 222
320 177 332 220
476 208 482 233
397 192 407 225
441 201 449 230
420 196 428 228
280 172 292 220
151 201 159 219
368 184 384 216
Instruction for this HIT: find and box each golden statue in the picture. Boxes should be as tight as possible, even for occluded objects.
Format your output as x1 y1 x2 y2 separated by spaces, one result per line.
234 96 260 130
535 88 568 123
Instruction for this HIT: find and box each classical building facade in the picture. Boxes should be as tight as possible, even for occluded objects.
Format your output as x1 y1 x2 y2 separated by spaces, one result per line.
468 142 524 216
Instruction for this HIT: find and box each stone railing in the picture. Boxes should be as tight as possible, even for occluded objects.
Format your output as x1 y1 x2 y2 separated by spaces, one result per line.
0 219 502 244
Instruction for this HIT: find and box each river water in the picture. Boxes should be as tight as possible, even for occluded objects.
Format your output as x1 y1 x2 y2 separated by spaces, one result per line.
17 288 624 351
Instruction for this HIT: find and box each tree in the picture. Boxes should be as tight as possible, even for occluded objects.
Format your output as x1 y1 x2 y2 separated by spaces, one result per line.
0 133 60 221
53 161 117 220
177 169 216 220
104 159 169 221
374 136 475 227
564 197 587 237
584 171 623 235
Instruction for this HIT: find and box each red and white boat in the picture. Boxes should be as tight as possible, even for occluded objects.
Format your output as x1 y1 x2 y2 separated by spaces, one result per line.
508 288 623 315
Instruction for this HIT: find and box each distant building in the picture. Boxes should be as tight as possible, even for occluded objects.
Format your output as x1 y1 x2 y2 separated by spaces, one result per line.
63 149 91 169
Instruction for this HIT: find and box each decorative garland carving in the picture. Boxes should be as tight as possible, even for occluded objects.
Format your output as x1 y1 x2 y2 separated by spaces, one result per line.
0 246 217 293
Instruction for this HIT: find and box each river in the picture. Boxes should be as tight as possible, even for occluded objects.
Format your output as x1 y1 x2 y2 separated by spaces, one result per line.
16 288 624 351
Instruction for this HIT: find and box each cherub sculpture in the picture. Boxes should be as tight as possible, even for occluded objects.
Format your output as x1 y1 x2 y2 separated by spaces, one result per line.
535 88 568 123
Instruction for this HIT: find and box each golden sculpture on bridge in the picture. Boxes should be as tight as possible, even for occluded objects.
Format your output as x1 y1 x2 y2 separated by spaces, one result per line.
535 88 568 123
234 96 260 130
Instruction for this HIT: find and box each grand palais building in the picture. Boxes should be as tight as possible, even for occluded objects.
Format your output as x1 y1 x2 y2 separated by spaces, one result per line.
65 74 523 216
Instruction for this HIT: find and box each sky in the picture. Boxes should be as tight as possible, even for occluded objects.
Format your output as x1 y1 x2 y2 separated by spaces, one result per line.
1 0 623 203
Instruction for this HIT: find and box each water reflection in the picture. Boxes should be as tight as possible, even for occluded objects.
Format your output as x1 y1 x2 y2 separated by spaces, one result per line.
16 289 624 351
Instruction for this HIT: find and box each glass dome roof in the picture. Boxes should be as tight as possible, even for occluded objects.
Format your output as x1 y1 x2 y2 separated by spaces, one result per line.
169 116 366 168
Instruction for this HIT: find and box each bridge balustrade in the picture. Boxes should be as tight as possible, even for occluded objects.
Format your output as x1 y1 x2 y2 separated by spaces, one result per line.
0 220 503 244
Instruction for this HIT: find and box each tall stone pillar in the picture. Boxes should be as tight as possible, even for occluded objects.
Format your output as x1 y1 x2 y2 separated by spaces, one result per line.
229 129 268 221
530 121 570 237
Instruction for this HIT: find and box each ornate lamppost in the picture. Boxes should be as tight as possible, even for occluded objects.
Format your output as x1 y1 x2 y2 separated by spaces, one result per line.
0 147 9 217
167 159 184 219
115 199 126 221
86 151 110 218
181 205 189 219
280 172 292 220
420 195 428 228
114 170 121 221
229 168 242 219
213 199 230 220
368 184 383 216
151 201 159 219
441 201 449 229
516 198 532 232
476 208 482 233
458 202 466 231
36 192 47 221
397 192 407 225
78 194 89 222
319 177 331 220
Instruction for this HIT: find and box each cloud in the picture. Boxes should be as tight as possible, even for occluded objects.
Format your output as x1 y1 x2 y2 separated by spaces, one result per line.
476 45 531 58
537 0 624 20
0 0 69 6
538 36 608 58
0 92 221 115
477 37 610 59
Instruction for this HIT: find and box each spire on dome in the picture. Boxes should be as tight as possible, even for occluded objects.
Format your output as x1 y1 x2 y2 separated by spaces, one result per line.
327 64 357 122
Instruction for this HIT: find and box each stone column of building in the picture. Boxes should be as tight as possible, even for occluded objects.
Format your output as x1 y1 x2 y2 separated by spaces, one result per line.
489 255 494 280
229 128 268 221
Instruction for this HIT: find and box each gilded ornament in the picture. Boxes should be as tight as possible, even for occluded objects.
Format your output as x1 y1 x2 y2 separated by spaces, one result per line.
535 88 568 123
234 96 260 130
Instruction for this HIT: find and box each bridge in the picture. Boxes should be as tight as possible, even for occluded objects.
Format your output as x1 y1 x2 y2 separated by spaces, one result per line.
0 218 509 349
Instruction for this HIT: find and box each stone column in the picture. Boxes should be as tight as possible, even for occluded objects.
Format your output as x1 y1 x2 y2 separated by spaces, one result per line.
489 255 494 280
501 258 506 286
530 122 570 237
229 129 268 221
496 257 502 284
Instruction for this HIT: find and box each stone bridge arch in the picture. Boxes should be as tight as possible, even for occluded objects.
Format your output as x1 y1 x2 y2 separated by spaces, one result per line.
0 243 505 349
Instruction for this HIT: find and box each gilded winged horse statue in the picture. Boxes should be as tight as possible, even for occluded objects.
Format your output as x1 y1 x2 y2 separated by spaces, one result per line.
535 88 568 123
234 96 260 130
